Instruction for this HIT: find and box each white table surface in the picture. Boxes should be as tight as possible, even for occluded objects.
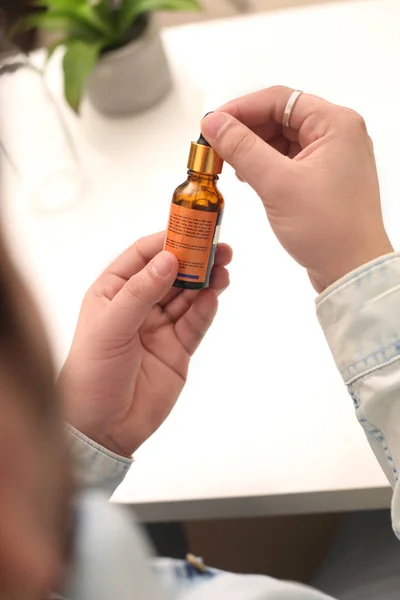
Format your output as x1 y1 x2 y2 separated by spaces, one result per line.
2 0 399 522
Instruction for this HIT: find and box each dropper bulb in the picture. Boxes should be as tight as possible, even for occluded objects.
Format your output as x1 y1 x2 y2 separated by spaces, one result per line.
197 111 213 147
197 132 211 147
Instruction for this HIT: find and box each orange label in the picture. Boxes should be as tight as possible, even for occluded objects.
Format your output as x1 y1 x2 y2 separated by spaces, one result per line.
164 203 218 284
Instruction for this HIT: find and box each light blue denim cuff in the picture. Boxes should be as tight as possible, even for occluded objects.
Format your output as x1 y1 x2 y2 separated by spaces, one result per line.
67 424 132 496
316 253 400 384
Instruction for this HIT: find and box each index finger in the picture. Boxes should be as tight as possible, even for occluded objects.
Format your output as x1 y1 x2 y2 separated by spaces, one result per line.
218 85 339 147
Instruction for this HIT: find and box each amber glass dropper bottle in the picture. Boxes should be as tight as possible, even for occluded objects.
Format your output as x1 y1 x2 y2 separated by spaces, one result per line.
164 128 225 290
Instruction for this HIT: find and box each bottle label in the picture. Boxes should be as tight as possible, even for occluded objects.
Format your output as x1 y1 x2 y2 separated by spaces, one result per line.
164 203 218 284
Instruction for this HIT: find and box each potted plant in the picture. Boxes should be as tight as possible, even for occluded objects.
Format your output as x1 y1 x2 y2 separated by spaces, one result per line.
17 0 201 115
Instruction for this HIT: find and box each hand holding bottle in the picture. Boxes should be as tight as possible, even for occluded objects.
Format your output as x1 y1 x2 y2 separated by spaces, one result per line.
59 232 231 457
202 86 393 292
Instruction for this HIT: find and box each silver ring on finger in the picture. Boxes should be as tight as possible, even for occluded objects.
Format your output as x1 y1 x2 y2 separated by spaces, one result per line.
282 90 303 128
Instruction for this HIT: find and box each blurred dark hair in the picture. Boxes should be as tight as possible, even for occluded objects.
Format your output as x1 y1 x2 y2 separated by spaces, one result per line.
0 0 57 421
0 232 74 556
0 231 58 422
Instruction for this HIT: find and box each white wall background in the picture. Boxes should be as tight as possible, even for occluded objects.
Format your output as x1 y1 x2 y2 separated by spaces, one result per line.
157 0 345 27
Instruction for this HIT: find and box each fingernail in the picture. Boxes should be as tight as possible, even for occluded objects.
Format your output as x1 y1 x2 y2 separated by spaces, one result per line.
202 112 229 140
151 252 174 278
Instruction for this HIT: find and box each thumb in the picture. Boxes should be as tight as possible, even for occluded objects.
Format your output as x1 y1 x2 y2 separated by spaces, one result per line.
201 112 288 195
109 251 178 338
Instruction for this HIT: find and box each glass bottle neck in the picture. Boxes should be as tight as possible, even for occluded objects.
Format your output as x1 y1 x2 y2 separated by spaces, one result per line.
187 170 219 182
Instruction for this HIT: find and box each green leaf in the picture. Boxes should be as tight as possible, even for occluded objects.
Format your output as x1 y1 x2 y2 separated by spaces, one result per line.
34 0 86 7
73 4 115 37
63 40 100 112
46 36 69 62
118 0 201 36
93 0 114 20
41 5 114 37
15 10 94 37
10 12 68 35
24 4 114 35
46 34 95 64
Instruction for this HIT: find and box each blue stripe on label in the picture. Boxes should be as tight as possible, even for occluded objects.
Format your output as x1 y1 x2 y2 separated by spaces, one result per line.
178 273 200 280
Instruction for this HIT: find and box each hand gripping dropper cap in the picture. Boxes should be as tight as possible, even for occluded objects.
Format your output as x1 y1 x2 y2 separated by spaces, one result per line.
187 112 224 175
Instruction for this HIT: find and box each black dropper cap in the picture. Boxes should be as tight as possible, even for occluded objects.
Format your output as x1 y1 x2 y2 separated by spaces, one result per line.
197 132 211 147
197 112 213 147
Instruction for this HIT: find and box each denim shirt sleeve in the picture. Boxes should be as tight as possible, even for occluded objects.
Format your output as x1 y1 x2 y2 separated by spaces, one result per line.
67 424 132 497
316 253 400 537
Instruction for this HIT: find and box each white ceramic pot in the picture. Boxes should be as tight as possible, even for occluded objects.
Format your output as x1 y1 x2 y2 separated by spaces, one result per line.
86 16 172 116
